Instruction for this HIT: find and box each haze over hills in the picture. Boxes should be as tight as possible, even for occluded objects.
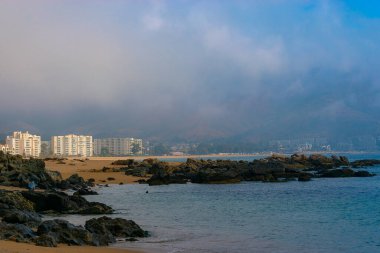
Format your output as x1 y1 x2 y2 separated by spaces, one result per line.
1 1 380 148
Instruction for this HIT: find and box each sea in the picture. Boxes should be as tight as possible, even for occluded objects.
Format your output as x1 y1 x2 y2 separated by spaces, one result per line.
63 153 380 253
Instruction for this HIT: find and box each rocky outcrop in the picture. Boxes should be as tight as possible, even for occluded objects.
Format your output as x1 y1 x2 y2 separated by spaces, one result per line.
0 222 36 243
58 174 95 190
350 159 380 168
20 190 112 214
0 152 57 189
2 209 41 228
85 216 148 242
144 154 375 185
74 188 98 196
36 219 102 246
0 188 147 248
319 168 355 177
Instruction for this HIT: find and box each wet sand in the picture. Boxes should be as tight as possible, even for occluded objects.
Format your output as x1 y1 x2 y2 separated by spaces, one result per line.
0 241 145 253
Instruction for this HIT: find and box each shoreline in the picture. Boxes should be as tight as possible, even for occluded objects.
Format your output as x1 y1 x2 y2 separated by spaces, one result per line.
0 240 147 253
88 150 378 161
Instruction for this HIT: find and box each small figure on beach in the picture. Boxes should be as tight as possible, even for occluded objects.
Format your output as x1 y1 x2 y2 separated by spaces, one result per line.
28 180 36 191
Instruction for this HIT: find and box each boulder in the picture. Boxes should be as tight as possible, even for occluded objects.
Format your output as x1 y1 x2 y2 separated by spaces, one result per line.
0 190 35 211
2 209 41 227
37 219 103 246
0 222 36 243
354 170 375 177
21 190 113 214
34 234 57 247
73 188 98 196
85 216 147 239
320 168 355 178
298 173 312 182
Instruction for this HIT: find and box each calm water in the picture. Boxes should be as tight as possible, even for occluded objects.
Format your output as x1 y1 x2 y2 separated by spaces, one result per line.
64 154 380 253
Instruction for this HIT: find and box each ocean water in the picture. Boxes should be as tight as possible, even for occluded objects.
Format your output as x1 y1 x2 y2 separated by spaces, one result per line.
64 154 380 253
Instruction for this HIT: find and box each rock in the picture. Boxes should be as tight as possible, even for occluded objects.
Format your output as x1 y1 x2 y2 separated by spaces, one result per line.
0 190 35 211
77 203 113 215
125 237 138 241
351 159 380 168
34 234 57 247
111 159 135 166
2 209 42 227
320 168 355 178
21 190 113 214
73 188 98 196
298 173 312 181
0 153 57 189
58 174 90 190
37 219 104 246
136 179 147 184
85 216 147 239
354 170 375 177
0 222 36 243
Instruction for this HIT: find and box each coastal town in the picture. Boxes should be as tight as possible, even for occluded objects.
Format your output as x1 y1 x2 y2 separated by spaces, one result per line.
0 131 143 158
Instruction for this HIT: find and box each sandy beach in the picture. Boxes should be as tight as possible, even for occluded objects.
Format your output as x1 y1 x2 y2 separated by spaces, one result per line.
0 241 145 253
45 159 149 184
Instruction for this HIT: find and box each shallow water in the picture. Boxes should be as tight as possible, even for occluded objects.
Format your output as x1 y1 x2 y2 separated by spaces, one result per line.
63 154 380 253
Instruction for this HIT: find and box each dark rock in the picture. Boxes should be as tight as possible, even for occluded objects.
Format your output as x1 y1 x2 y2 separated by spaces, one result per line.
74 188 98 196
0 153 57 189
77 203 113 214
2 209 42 227
85 216 147 239
21 190 113 214
111 159 135 166
320 168 355 178
37 219 104 246
34 234 57 247
125 237 138 241
136 179 147 184
298 173 312 181
58 174 90 190
351 159 380 168
0 222 36 243
354 170 375 177
0 190 35 211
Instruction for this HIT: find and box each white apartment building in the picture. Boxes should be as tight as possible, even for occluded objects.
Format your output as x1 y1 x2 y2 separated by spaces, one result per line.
94 138 143 156
5 131 41 157
51 134 93 157
0 144 15 155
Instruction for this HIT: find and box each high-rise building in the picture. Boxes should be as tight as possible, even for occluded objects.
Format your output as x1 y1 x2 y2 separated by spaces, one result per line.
5 131 41 157
51 134 93 157
93 138 143 156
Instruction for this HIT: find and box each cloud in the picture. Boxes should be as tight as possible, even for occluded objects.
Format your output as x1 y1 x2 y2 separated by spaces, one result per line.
0 0 379 141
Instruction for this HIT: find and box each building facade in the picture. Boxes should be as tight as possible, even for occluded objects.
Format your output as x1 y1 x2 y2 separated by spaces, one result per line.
94 138 143 156
51 134 93 157
5 131 41 157
0 144 15 155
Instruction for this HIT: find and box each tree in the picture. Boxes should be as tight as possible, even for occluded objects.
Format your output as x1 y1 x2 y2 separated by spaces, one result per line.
151 143 170 155
131 143 141 155
100 147 110 156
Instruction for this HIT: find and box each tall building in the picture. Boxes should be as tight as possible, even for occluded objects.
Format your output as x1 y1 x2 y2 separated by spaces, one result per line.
51 134 93 157
94 138 143 156
5 131 41 157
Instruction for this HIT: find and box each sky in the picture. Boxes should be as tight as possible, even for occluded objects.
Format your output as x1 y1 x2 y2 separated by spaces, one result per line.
1 0 380 142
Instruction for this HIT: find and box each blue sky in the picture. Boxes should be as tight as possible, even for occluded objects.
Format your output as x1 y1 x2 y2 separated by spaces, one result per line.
0 0 379 141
